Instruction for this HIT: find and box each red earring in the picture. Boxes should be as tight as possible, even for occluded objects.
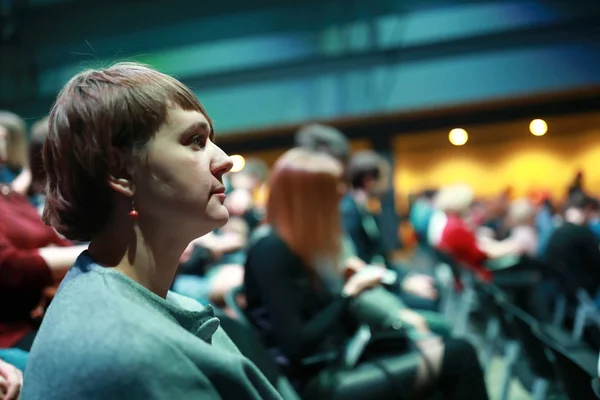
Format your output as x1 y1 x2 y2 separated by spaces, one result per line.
129 199 139 220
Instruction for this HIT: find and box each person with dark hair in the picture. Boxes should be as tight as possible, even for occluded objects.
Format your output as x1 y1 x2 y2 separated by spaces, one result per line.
545 192 600 296
27 117 50 212
244 148 488 399
344 150 440 310
567 170 585 200
22 63 281 400
295 124 350 165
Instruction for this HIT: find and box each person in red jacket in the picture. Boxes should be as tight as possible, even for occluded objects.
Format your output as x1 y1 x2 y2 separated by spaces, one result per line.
0 184 86 350
428 184 491 282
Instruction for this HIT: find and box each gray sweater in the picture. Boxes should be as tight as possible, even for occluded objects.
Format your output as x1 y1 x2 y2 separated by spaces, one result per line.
22 252 282 400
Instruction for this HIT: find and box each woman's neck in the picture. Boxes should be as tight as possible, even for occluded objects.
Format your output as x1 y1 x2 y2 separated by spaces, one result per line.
89 216 191 299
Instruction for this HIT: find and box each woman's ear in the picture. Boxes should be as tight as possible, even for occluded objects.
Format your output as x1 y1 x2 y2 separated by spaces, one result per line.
108 175 134 197
107 148 135 197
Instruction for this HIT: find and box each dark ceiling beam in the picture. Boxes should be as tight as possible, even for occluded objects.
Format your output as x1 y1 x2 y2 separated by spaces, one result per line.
18 0 352 47
3 13 600 116
183 15 600 91
18 0 493 55
217 86 600 154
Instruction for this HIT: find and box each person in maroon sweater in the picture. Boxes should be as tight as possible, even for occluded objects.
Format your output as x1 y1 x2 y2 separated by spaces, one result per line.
0 185 86 350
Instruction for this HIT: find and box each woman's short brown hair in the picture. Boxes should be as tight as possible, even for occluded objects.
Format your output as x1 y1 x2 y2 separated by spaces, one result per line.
43 62 208 241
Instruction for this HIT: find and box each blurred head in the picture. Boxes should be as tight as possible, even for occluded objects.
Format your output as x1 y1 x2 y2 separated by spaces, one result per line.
435 184 474 216
229 157 268 192
508 198 536 227
267 148 343 272
422 189 438 202
29 116 50 193
348 150 390 197
43 62 233 243
0 111 28 169
566 192 597 223
295 124 350 165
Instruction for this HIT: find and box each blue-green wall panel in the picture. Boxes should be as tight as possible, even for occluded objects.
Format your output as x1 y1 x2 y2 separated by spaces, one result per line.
197 42 600 133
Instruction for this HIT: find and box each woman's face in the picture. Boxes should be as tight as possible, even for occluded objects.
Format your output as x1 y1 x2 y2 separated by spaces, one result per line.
132 107 233 237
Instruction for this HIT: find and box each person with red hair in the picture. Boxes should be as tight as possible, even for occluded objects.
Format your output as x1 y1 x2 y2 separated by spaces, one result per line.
244 148 488 399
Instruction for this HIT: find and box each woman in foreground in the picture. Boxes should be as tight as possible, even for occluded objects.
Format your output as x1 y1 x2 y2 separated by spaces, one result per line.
244 148 489 399
22 63 281 400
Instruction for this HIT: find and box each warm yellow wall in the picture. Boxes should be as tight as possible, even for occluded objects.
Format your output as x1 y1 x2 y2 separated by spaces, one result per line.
393 117 600 211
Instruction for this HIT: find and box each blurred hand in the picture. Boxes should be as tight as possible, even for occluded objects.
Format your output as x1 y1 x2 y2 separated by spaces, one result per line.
402 274 438 300
343 268 383 297
398 309 430 334
0 359 22 400
343 257 367 280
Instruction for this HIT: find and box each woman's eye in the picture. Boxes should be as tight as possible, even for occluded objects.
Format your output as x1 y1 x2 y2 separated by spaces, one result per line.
190 135 206 148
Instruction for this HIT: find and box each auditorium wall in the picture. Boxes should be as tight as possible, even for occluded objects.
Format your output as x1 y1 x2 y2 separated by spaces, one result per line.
393 113 600 211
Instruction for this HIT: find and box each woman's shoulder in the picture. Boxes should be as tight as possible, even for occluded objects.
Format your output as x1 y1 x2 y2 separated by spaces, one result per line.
246 226 301 270
248 225 289 253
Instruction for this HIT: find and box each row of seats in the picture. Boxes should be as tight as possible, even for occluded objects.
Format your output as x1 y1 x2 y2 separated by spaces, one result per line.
436 252 599 400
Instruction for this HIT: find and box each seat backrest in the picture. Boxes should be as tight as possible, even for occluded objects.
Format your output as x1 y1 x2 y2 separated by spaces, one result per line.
546 344 596 400
536 328 597 400
509 303 555 378
432 249 464 286
488 285 520 339
494 291 556 378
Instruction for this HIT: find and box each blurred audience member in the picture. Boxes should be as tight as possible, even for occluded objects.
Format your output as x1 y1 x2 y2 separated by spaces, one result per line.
245 148 488 399
588 199 600 241
226 158 268 230
409 189 437 243
545 193 600 296
295 125 447 334
479 198 538 258
295 123 350 166
343 150 439 309
174 216 248 309
0 111 31 196
28 117 50 213
428 184 491 281
0 185 87 350
535 196 558 257
479 188 512 240
567 170 585 200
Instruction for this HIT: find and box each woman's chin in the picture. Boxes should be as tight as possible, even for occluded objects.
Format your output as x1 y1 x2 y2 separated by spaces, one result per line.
207 204 231 226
